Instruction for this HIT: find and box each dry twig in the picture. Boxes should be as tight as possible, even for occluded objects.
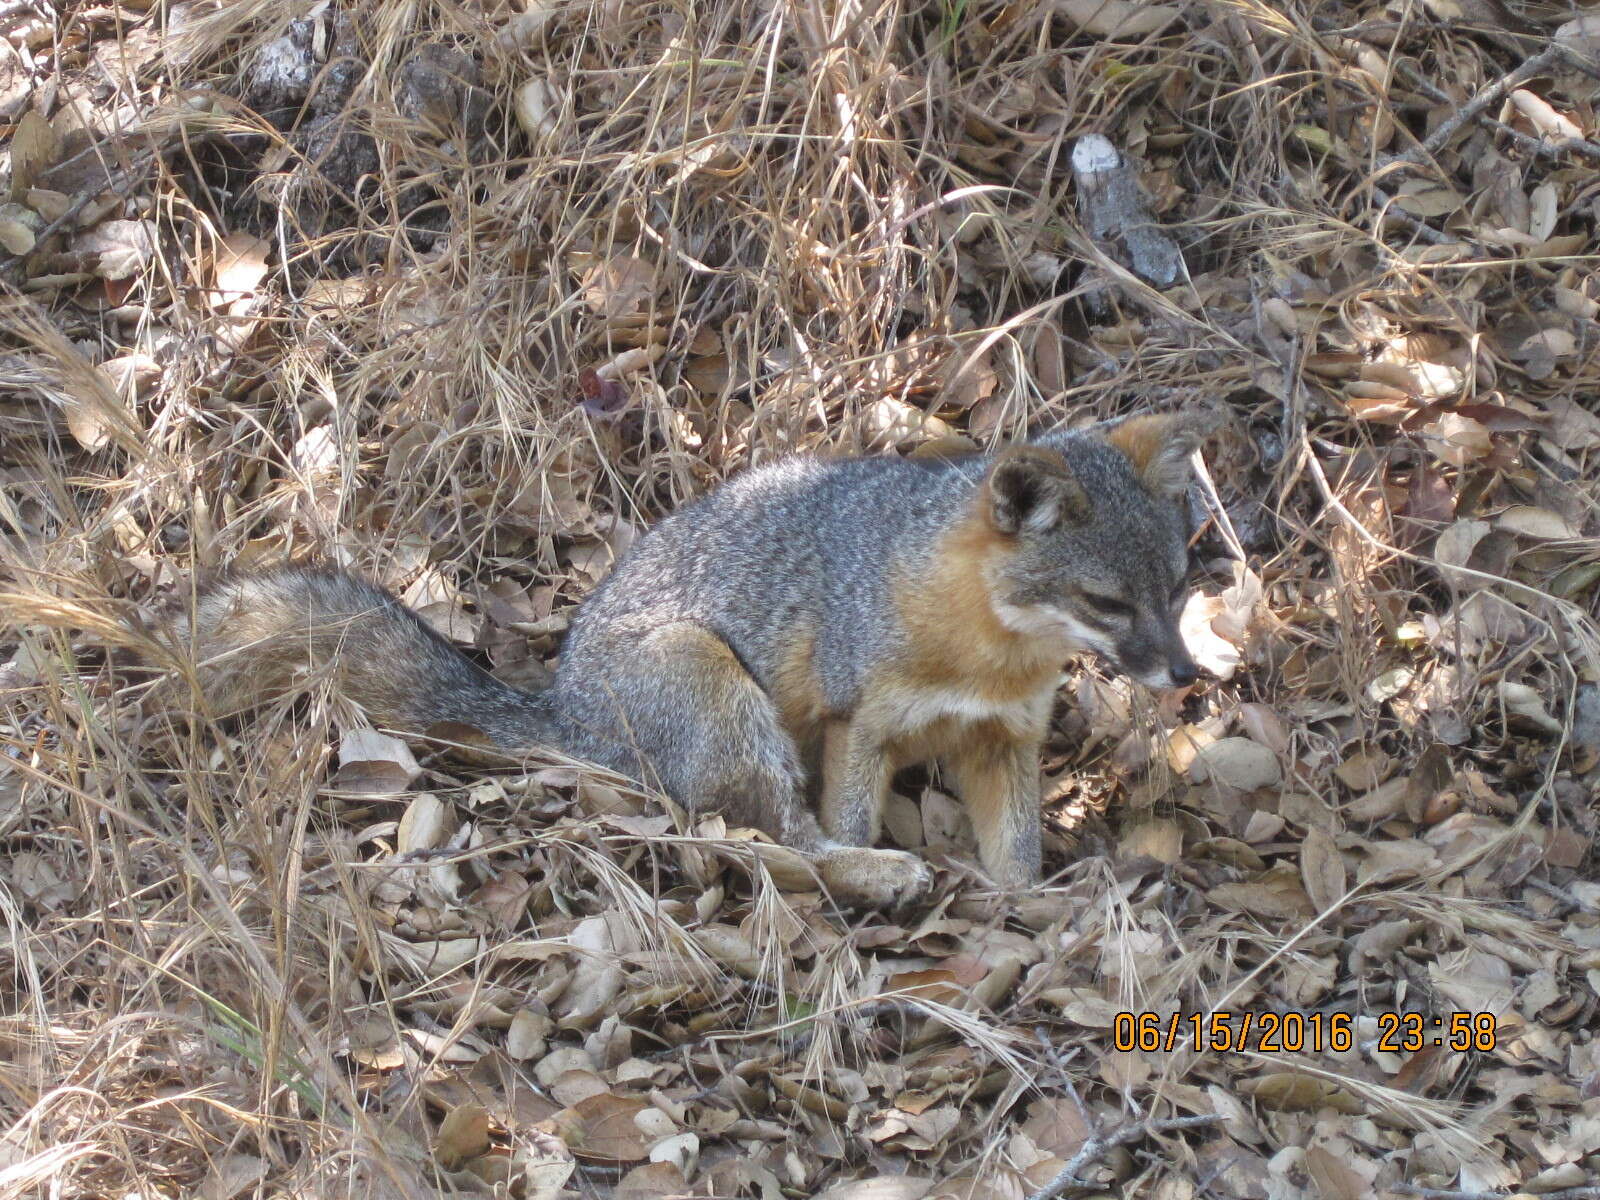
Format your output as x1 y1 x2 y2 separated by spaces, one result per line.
1022 1114 1226 1200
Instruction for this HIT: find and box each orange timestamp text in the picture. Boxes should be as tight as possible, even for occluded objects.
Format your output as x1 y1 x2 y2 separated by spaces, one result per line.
1111 1010 1499 1054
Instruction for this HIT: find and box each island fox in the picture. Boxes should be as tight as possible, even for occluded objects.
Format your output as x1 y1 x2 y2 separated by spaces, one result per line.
162 412 1213 906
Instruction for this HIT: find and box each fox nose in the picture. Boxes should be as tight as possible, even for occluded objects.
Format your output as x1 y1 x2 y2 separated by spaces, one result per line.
1169 661 1198 688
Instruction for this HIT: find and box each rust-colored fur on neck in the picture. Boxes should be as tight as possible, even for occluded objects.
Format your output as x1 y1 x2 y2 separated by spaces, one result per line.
892 511 1061 703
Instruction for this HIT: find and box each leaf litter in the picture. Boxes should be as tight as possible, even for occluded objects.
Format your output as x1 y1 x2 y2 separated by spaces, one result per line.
2 0 1600 1198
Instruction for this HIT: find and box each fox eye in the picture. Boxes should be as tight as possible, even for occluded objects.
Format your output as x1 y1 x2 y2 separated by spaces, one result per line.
1080 591 1134 619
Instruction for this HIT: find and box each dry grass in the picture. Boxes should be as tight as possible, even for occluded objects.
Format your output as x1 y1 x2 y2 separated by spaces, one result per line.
3 0 1599 1196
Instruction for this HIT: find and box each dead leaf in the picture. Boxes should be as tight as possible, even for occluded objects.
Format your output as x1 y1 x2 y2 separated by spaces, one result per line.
1040 987 1120 1028
1180 593 1243 679
24 187 69 223
692 924 760 979
474 870 534 929
74 219 157 280
1393 180 1464 218
517 1131 576 1200
1420 412 1491 467
1427 949 1515 1020
98 353 161 401
1357 839 1439 885
1189 738 1281 791
335 729 422 794
398 792 450 852
1207 869 1316 920
580 255 656 318
1433 518 1491 573
647 1130 698 1175
1299 827 1346 913
1119 818 1183 864
1053 0 1180 37
616 1161 687 1199
9 111 58 199
435 1103 492 1168
199 1153 269 1200
1020 1096 1091 1159
553 1092 652 1164
815 1178 935 1200
1495 505 1580 540
210 232 272 309
515 77 558 138
1508 90 1583 140
0 203 39 254
1246 1073 1362 1114
1498 681 1562 736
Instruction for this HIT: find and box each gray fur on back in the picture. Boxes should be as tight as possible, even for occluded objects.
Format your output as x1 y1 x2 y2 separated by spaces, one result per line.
556 453 988 721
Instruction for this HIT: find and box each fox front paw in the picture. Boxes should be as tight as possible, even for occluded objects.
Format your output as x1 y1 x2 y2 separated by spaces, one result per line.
819 847 933 909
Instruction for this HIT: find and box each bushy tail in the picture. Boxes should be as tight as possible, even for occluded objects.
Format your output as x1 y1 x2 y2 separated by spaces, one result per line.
156 566 565 750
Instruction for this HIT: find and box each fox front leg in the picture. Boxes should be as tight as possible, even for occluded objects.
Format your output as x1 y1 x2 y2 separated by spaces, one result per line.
813 717 933 906
818 717 891 846
947 735 1043 889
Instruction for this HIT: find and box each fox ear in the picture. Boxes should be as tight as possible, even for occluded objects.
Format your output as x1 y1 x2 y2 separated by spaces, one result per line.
1104 411 1217 497
985 447 1091 535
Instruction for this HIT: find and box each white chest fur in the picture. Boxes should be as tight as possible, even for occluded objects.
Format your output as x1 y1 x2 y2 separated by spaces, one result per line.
882 683 1056 741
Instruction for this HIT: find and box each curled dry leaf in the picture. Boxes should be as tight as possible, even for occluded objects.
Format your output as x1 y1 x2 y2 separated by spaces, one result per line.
98 353 162 404
398 792 451 853
474 869 534 929
24 187 69 223
1507 90 1584 140
1420 412 1492 467
1433 518 1491 573
616 1161 686 1199
1356 839 1438 885
1207 869 1315 921
1055 0 1180 38
1179 594 1239 679
1246 1073 1363 1114
739 837 818 891
557 914 631 1024
1040 987 1120 1028
514 77 557 138
210 232 272 310
335 728 422 794
647 1131 698 1175
0 203 40 254
507 1007 552 1061
516 1130 575 1200
1119 818 1183 864
1497 681 1562 736
1427 949 1516 1019
1364 666 1413 704
1528 182 1558 243
198 1153 269 1200
12 851 74 909
8 111 59 199
73 219 158 280
493 2 563 51
435 1102 493 1169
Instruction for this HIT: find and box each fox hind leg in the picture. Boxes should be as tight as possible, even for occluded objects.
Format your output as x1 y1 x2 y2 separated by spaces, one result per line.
579 622 929 908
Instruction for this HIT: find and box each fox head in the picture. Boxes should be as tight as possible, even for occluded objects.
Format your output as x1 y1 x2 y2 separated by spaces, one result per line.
977 412 1216 689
